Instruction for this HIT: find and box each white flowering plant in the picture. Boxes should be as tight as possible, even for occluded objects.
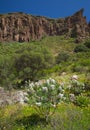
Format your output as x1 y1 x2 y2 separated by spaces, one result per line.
66 75 85 104
25 78 65 122
69 76 85 96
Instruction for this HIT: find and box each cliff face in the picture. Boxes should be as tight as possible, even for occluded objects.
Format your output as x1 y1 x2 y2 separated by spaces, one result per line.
0 9 90 42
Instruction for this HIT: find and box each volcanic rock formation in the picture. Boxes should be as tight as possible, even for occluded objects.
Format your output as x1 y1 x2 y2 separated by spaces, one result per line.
0 8 90 42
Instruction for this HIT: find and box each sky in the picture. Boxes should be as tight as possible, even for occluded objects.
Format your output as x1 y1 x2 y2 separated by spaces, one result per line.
0 0 90 22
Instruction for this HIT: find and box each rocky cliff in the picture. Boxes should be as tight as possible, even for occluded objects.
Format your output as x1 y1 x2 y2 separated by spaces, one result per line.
0 8 90 42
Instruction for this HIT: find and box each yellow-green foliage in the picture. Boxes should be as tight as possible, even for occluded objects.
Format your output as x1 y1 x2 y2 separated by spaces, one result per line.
0 103 90 130
0 36 90 88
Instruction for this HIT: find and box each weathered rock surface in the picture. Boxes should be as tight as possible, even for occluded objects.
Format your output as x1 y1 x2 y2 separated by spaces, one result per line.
0 8 90 42
0 87 28 107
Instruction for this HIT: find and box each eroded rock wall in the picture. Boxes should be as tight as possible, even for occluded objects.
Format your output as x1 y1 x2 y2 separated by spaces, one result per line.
0 9 90 42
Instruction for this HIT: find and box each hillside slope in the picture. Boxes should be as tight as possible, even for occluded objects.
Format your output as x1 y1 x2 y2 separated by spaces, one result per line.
0 36 90 88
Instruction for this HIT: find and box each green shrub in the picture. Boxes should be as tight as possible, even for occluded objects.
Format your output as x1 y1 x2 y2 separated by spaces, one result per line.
0 105 21 130
1 104 90 130
14 47 54 82
25 78 65 122
74 44 89 53
84 40 90 48
69 79 85 96
72 64 83 73
56 52 70 64
0 35 89 89
75 95 90 107
84 80 90 91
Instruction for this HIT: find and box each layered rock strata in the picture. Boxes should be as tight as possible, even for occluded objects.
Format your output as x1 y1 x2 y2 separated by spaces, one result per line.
0 9 90 42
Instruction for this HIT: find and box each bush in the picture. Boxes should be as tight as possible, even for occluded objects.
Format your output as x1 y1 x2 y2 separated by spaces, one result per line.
0 104 90 130
84 40 90 49
84 80 90 91
72 64 83 73
74 44 89 53
25 78 65 122
56 52 70 64
69 78 85 96
14 47 54 82
75 95 90 107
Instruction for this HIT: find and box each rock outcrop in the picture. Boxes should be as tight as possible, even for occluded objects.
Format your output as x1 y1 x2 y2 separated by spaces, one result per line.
0 87 28 106
0 8 90 42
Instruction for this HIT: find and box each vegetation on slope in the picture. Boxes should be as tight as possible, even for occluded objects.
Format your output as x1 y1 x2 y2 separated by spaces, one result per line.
0 36 90 130
0 36 90 88
0 103 90 130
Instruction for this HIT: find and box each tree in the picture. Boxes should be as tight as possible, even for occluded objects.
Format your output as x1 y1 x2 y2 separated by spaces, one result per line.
14 48 54 82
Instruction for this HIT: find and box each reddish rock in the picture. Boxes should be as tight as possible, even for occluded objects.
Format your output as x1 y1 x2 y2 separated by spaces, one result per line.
0 9 90 42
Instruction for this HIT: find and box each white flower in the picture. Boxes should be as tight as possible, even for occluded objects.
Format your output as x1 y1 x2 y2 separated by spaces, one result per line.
35 102 42 107
49 78 56 84
72 79 78 84
51 104 56 108
62 89 65 93
50 85 55 90
58 93 64 99
46 79 50 84
81 83 85 87
25 81 28 84
30 86 34 91
42 87 48 92
69 93 75 102
24 97 29 102
67 85 72 89
70 93 75 97
38 80 44 85
63 97 66 100
34 82 41 88
29 82 34 88
28 87 35 94
35 82 38 86
58 86 63 92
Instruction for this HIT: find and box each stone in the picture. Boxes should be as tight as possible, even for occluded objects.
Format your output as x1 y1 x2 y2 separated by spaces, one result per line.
71 75 78 80
0 89 29 107
0 87 4 92
0 9 90 43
